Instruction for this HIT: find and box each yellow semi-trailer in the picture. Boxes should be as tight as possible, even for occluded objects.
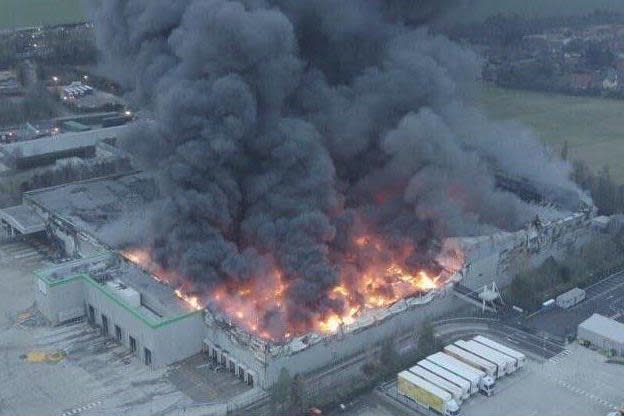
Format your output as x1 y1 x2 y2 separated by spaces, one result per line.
443 345 498 379
409 365 465 404
397 371 461 416
472 335 526 368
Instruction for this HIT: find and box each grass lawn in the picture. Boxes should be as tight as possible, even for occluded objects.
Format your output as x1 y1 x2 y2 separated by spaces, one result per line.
481 85 624 183
0 0 86 30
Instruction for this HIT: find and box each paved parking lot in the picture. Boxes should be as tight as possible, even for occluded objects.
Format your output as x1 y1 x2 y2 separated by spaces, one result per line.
364 343 623 416
167 354 251 403
462 344 624 416
0 239 250 416
324 395 411 416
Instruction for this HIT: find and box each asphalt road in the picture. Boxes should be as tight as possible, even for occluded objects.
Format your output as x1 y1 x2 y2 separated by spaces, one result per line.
526 271 624 338
434 317 566 360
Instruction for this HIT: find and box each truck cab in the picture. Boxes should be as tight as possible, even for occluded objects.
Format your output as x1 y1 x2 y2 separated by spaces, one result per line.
479 375 496 396
446 399 462 416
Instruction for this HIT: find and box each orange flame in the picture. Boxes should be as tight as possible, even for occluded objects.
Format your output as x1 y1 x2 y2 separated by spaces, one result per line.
122 230 460 340
174 289 203 310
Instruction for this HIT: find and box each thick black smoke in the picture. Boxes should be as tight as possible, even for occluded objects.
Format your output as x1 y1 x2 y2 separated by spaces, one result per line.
88 0 582 335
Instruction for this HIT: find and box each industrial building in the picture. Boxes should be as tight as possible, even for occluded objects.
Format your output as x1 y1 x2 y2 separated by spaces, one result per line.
0 172 603 394
578 314 624 356
34 255 204 368
0 126 129 170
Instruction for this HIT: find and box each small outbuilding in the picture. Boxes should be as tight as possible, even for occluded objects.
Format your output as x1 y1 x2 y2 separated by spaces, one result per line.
577 314 624 356
556 287 586 309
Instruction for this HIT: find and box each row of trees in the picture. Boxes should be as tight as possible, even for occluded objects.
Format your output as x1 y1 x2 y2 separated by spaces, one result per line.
507 146 624 312
566 148 624 216
0 85 58 126
269 321 438 415
0 158 132 209
507 232 624 311
19 158 132 193
40 27 97 66
449 10 624 47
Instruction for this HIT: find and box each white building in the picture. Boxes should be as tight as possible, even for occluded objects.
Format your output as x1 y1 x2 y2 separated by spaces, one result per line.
35 256 205 368
578 314 624 356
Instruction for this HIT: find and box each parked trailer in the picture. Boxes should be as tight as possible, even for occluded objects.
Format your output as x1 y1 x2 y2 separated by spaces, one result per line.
472 336 526 368
455 340 516 375
102 116 129 128
410 365 465 404
426 352 495 396
418 360 471 400
398 371 461 416
444 345 498 379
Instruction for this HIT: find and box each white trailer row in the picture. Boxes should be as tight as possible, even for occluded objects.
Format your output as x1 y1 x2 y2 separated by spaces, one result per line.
417 359 471 400
426 352 495 396
397 335 528 414
454 340 516 375
443 344 499 379
472 335 526 368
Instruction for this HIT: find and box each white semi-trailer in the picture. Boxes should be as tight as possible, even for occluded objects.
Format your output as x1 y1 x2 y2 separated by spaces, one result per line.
426 352 495 396
398 371 461 416
472 335 526 368
409 365 465 403
418 360 471 400
444 345 498 379
455 340 516 375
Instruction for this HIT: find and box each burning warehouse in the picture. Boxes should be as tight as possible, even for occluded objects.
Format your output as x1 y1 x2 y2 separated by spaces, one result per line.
0 170 594 390
0 0 599 397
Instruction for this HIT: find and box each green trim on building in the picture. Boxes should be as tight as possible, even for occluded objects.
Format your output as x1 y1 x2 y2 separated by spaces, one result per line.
35 267 202 329
34 252 112 287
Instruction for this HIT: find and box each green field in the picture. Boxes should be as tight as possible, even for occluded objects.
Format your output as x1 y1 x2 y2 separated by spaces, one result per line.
481 86 624 183
0 0 86 30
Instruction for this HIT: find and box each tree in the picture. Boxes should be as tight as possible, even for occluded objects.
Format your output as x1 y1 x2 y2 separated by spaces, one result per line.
417 320 437 357
381 340 401 375
585 42 615 69
271 368 293 414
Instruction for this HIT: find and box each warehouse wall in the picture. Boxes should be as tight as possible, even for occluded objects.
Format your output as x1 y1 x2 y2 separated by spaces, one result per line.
35 277 84 325
205 292 458 389
150 312 205 366
83 282 203 368
463 213 595 291
577 327 624 356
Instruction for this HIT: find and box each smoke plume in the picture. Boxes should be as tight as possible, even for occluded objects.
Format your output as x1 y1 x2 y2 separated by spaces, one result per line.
88 0 582 337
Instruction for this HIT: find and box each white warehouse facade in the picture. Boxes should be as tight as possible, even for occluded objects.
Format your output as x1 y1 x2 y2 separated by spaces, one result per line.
35 257 205 368
578 314 624 356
